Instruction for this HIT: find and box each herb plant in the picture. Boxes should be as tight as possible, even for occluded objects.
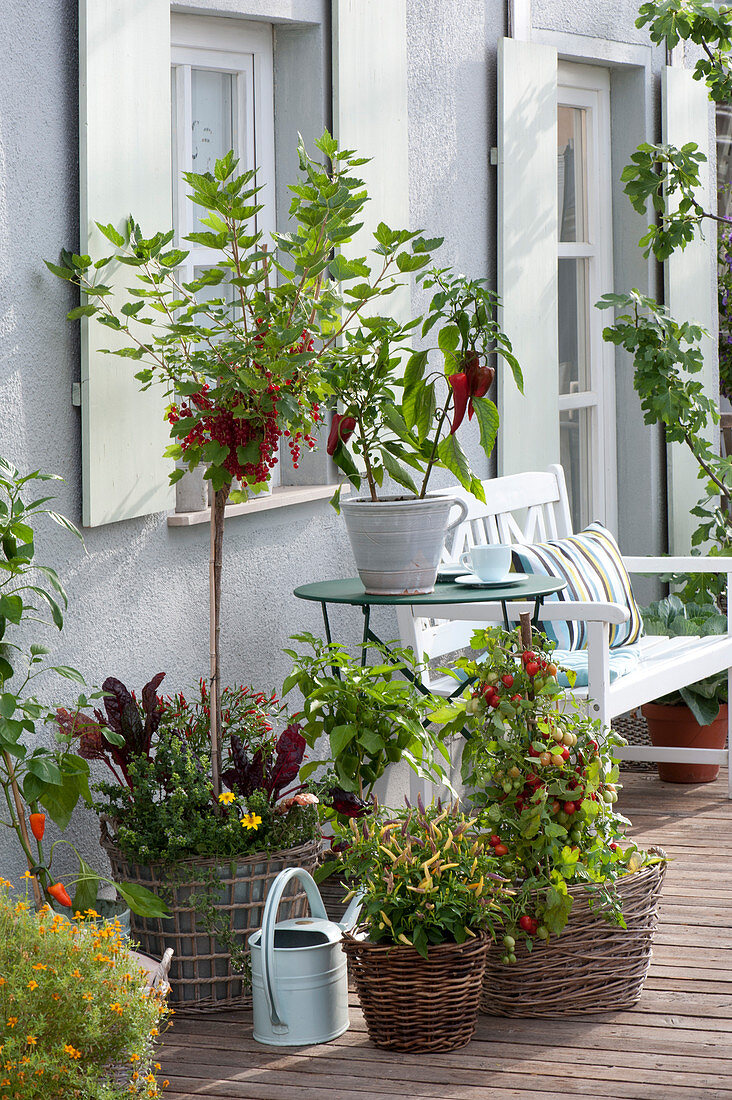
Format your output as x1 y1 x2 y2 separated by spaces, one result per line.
439 621 655 956
337 800 508 957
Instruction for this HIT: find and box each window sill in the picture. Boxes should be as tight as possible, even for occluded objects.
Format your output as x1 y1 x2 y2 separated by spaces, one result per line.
166 484 339 527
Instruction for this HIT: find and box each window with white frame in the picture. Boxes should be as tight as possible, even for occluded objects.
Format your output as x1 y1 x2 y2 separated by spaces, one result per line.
557 62 616 532
170 14 279 490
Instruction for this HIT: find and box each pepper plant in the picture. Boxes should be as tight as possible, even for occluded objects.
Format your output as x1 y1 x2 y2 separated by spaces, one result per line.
47 132 439 798
284 632 452 807
336 800 509 957
327 267 523 507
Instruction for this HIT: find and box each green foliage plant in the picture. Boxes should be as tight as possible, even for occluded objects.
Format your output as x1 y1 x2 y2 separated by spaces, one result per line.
336 800 509 958
0 457 100 909
327 265 523 508
0 879 169 1099
47 133 448 800
284 632 452 806
638 0 732 102
642 593 728 720
438 623 656 957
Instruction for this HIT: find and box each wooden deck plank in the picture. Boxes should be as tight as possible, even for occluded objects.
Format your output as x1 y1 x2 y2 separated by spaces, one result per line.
160 769 732 1099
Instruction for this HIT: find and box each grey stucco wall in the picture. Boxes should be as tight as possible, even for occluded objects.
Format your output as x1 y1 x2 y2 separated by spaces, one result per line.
0 0 715 882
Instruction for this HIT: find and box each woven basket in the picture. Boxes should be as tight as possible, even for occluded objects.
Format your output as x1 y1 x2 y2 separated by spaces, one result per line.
481 850 667 1017
102 825 321 1012
612 709 656 772
342 932 489 1052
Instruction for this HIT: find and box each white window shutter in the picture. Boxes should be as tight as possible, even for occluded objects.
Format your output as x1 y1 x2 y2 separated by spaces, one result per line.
79 0 174 527
497 37 559 476
332 0 411 323
662 66 717 553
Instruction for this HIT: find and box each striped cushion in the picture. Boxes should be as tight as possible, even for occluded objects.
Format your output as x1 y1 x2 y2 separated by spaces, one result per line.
511 523 644 651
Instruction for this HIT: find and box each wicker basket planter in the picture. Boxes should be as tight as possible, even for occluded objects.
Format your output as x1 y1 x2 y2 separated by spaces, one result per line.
342 932 489 1051
481 853 667 1018
102 828 322 1012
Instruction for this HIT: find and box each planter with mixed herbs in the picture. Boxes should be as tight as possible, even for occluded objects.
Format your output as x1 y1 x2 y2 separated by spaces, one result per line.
440 614 667 1017
61 677 321 1010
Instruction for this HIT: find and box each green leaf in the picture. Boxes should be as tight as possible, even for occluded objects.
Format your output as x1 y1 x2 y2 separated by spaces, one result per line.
436 434 472 494
330 724 356 757
114 881 170 919
95 222 126 247
469 396 499 457
27 756 62 786
438 325 460 355
380 450 418 495
71 861 100 917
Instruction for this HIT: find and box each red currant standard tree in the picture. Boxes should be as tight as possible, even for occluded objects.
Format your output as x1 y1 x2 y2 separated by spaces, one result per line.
47 133 441 797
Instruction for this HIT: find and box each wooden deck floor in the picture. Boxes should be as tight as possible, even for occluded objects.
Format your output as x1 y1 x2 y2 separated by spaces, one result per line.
160 770 732 1099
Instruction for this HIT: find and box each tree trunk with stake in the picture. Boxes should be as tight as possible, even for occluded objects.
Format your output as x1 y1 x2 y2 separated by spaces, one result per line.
209 484 230 803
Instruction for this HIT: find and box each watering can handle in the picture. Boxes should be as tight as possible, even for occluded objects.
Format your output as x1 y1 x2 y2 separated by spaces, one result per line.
260 867 329 1031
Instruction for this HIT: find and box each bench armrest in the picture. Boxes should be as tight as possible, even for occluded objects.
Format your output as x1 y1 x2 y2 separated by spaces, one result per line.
623 555 732 574
423 599 629 625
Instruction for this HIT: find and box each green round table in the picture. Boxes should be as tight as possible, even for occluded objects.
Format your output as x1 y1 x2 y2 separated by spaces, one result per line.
294 574 566 697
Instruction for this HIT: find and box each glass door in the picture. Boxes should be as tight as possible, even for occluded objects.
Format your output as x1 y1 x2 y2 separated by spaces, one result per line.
557 63 616 532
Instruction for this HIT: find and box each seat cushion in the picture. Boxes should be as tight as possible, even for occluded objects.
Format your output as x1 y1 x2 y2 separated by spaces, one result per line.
512 522 644 651
552 644 642 687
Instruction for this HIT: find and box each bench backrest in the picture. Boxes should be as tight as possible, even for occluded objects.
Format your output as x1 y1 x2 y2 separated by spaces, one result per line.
398 464 574 688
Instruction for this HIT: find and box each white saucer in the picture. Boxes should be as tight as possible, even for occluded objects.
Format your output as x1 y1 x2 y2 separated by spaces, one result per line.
454 572 528 588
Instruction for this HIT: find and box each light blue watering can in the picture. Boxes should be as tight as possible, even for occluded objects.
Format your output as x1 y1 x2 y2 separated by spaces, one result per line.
250 867 362 1046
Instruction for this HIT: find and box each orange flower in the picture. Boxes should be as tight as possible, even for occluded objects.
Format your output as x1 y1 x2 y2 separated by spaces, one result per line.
25 1038 36 1047
26 981 38 992
31 964 46 972
109 1003 123 1015
5 1021 16 1030
63 1044 81 1059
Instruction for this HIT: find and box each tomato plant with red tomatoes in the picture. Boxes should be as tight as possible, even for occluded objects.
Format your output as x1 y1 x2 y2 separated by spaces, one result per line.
436 619 658 961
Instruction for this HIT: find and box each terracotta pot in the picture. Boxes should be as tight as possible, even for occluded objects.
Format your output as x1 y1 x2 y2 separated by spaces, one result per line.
641 702 728 783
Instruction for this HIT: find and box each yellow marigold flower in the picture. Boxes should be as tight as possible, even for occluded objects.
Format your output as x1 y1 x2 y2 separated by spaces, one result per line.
22 871 32 880
82 992 93 1002
218 791 236 805
5 1021 16 1030
71 968 81 978
241 812 262 830
26 981 38 991
31 964 46 972
0 979 5 986
129 1053 140 1062
132 1071 139 1081
149 1028 159 1037
110 1003 124 1015
63 1045 81 1059
25 1038 36 1048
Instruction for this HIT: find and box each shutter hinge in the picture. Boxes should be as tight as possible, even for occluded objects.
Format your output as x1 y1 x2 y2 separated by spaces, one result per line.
71 382 81 407
490 147 499 167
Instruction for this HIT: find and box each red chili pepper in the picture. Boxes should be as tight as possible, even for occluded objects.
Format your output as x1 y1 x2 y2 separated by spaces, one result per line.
47 882 72 909
326 413 357 456
448 373 469 434
463 350 495 420
29 813 45 842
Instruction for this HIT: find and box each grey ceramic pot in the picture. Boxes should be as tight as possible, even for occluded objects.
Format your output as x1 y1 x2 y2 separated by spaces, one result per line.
341 495 468 595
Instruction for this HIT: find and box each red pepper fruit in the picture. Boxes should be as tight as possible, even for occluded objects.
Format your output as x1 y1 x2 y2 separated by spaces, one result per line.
29 813 45 842
463 351 495 419
326 413 357 456
448 373 469 434
47 882 72 909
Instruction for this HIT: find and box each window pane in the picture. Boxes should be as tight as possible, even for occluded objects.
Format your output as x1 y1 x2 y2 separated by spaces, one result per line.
558 105 587 243
191 69 234 174
560 407 592 531
558 257 590 393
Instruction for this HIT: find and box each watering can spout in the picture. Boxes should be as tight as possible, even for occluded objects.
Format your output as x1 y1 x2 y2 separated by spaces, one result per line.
337 888 364 933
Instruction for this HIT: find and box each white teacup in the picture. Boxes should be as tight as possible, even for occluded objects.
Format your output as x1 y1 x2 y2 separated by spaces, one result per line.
460 544 512 582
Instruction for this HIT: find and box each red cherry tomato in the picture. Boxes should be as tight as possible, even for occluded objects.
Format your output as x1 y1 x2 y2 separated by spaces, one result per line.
501 673 514 688
552 800 561 814
511 693 523 702
489 834 501 847
518 915 534 933
561 747 570 761
564 801 576 814
528 745 540 758
525 661 540 677
494 843 509 857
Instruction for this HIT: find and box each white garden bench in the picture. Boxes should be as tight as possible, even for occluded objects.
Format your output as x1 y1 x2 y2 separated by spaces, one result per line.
395 464 732 799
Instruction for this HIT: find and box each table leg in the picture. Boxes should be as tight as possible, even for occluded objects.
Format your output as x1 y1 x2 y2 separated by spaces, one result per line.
360 606 372 665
